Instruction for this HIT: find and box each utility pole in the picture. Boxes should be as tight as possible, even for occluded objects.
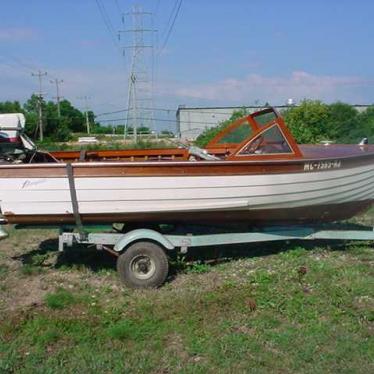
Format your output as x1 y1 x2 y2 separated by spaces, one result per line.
31 70 47 141
119 5 157 142
50 78 64 118
78 96 91 134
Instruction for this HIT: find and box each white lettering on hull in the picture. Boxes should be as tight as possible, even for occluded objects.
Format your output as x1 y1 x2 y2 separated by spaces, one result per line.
304 160 341 171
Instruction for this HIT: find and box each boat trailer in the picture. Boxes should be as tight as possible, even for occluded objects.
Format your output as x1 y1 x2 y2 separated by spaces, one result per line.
56 223 374 288
1 218 373 288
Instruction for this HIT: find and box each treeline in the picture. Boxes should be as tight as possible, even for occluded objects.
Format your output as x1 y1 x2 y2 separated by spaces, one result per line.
0 95 113 142
196 100 374 146
283 101 374 144
0 96 170 142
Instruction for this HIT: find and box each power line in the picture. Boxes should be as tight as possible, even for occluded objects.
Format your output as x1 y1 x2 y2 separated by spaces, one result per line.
95 0 121 53
0 59 30 75
9 55 60 80
6 55 40 73
96 108 130 117
95 107 254 117
0 55 46 77
162 0 179 37
114 0 122 14
95 107 175 117
159 0 183 54
154 0 161 17
97 116 220 126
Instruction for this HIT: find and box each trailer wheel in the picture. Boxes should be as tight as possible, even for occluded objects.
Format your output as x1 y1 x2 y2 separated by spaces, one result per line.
117 241 169 288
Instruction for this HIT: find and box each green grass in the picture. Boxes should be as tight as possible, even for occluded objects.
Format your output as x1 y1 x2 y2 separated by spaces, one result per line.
0 264 8 278
0 225 373 372
44 288 79 310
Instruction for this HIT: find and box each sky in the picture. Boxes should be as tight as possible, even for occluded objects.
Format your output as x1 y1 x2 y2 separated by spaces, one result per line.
0 0 374 131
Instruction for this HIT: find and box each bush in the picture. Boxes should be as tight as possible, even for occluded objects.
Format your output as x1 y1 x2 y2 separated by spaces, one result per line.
282 100 331 143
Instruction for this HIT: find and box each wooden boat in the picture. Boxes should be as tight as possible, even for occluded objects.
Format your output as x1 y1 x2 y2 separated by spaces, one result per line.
0 108 373 226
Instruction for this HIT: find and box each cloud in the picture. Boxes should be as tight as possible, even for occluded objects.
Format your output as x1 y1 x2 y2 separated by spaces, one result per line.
170 71 374 104
0 27 39 42
1 63 373 124
54 67 127 110
0 63 127 110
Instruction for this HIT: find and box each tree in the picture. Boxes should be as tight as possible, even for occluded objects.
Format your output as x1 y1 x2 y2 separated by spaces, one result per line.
282 100 331 143
0 95 115 142
326 102 359 142
138 126 150 134
195 108 249 147
59 100 85 133
0 100 23 114
349 105 374 143
23 94 46 137
283 100 372 144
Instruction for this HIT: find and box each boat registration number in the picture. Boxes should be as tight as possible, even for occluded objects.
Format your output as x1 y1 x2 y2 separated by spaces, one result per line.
304 160 341 171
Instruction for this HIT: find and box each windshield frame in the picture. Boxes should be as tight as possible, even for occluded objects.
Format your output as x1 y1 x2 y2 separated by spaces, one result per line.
205 107 302 160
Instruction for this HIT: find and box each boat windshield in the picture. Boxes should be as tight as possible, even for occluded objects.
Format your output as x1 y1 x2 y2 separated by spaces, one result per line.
238 124 292 155
206 107 301 159
251 108 278 127
217 120 253 144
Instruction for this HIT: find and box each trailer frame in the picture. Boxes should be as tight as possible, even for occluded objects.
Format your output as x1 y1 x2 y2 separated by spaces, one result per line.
1 220 373 288
58 225 374 254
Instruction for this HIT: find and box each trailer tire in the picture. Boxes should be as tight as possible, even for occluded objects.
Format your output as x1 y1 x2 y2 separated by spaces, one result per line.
117 241 169 289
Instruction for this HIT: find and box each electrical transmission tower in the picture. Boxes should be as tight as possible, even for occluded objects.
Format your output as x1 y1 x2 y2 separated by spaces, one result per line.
50 78 64 118
119 4 156 142
31 70 47 141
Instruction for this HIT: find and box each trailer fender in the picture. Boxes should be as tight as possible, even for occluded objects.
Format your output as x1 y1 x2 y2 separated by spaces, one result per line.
114 229 175 252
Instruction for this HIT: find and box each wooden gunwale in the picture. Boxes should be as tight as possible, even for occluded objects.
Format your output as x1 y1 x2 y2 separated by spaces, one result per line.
50 148 190 160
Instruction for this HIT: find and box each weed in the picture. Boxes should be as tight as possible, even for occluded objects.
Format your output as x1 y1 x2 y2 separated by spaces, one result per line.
35 329 61 347
0 264 8 280
44 288 78 309
188 262 211 274
170 253 187 272
30 253 49 266
20 264 43 276
107 318 162 342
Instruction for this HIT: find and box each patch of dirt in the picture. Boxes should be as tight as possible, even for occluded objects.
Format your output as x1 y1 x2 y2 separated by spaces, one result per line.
0 229 126 313
0 274 52 312
163 332 206 370
165 333 190 362
170 269 223 291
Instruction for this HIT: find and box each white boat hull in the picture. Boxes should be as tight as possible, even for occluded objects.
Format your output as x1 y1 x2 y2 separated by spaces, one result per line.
0 163 373 224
